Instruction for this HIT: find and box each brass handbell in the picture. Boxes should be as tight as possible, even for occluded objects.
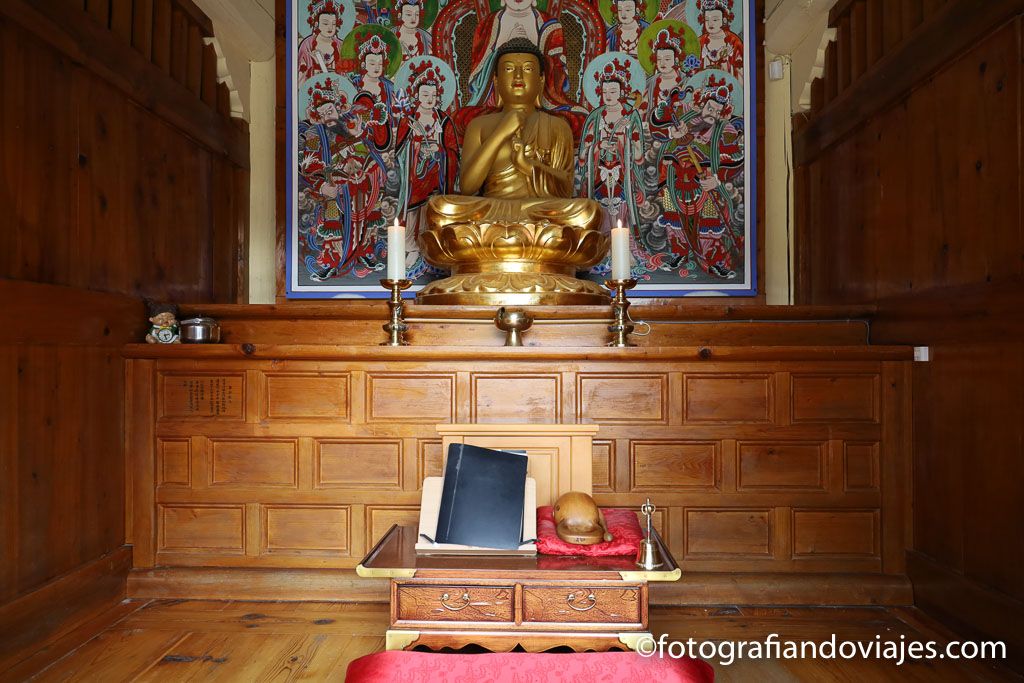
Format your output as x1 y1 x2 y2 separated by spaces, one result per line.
636 498 665 570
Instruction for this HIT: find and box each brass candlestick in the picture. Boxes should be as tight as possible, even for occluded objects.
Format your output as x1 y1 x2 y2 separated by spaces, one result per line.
604 278 637 347
380 279 412 346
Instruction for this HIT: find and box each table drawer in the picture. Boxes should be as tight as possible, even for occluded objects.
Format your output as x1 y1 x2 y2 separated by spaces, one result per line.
522 586 642 624
395 584 514 622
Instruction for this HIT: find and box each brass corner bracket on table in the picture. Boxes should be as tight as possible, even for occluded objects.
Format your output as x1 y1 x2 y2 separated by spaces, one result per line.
355 563 416 579
386 630 421 651
617 566 682 582
617 632 655 651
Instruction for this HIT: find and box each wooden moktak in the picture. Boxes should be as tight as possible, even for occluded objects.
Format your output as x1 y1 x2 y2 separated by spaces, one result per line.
416 38 609 306
553 492 613 545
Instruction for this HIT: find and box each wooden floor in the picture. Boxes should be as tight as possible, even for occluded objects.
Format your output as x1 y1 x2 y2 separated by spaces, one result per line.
4 600 1015 682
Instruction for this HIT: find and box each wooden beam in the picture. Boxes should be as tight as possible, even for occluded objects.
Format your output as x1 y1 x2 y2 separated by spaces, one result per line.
120 343 914 362
132 0 154 58
0 281 146 346
850 1 867 80
171 0 214 36
0 547 132 674
125 566 912 606
794 0 1024 165
908 551 1024 672
110 0 133 42
0 0 249 168
870 278 1024 344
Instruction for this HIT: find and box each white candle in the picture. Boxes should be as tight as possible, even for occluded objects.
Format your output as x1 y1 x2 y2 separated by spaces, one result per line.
387 218 405 281
610 220 630 280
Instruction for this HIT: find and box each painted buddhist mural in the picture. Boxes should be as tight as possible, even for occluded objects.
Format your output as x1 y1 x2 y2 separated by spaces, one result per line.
288 0 754 297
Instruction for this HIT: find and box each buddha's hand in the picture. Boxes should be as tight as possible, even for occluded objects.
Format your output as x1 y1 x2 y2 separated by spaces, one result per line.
496 110 526 141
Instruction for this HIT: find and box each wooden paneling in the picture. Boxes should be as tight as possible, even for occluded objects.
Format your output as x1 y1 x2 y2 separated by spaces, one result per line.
471 374 560 423
316 441 403 490
794 0 1024 657
366 374 454 423
591 441 615 493
791 374 879 423
263 373 350 421
158 439 192 487
210 440 299 488
159 505 245 553
630 442 718 491
577 374 667 424
159 373 246 420
1 0 245 658
792 510 879 557
686 510 772 558
844 442 879 491
737 442 826 490
684 375 774 424
126 353 909 595
262 505 350 556
0 547 131 675
416 440 444 485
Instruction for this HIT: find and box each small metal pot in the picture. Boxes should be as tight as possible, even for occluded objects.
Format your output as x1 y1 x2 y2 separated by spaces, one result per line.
180 317 221 344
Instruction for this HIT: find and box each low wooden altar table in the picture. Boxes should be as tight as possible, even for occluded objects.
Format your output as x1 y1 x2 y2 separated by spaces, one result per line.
356 524 680 652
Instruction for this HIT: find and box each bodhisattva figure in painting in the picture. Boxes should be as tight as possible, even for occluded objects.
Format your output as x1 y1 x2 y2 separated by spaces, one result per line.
394 0 432 62
425 38 600 233
606 0 648 57
297 1 346 85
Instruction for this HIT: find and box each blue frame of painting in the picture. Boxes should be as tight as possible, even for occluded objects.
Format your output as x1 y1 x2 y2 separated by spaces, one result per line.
286 0 758 299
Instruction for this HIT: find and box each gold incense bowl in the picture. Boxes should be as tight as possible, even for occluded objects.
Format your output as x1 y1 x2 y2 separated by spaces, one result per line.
416 221 611 306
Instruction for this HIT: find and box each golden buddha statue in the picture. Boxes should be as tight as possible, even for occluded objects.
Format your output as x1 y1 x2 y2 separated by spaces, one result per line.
416 38 609 306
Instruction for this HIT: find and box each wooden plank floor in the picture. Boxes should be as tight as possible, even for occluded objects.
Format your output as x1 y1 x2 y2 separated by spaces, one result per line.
5 601 1014 682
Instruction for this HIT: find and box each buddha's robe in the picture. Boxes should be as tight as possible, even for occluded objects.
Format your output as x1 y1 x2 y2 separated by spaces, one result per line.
426 111 601 231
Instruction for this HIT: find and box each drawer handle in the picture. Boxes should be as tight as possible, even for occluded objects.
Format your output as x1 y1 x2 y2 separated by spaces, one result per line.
439 591 471 611
566 592 597 612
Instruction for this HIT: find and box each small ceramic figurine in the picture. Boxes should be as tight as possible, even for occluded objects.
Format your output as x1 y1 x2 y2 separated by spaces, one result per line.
146 302 180 344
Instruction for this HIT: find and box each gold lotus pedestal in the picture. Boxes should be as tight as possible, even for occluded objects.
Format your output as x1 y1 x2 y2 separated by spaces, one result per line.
416 221 611 306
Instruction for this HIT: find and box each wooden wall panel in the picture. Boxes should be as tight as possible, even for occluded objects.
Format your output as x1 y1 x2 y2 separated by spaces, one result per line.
417 440 444 485
366 374 454 424
591 441 615 493
209 440 299 488
843 442 879 491
684 375 774 424
471 374 560 423
791 374 879 423
316 440 403 490
792 510 878 557
737 442 826 490
262 505 350 556
577 374 668 424
263 373 350 421
129 357 908 580
0 0 246 660
158 373 246 420
158 439 192 487
630 442 718 491
159 505 245 553
686 509 772 558
794 0 1024 659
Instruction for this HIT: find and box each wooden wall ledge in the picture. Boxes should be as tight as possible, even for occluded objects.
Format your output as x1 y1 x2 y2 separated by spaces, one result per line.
179 302 877 323
122 343 911 362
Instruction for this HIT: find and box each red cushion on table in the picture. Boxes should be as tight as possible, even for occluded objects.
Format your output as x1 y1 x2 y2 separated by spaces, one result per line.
345 651 714 683
536 506 643 557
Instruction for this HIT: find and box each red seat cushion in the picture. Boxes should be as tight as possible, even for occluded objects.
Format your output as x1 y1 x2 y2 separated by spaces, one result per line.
536 506 643 557
345 650 714 682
